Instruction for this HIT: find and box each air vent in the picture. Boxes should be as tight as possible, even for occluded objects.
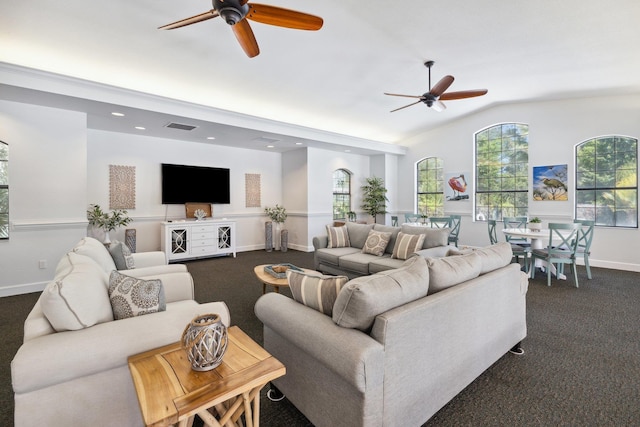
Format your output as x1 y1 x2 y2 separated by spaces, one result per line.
165 122 198 131
252 136 281 144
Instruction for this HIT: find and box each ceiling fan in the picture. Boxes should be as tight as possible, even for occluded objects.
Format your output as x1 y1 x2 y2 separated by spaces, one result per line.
159 0 323 58
384 61 488 112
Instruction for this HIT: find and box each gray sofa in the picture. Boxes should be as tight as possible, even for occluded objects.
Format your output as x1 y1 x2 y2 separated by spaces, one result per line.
12 237 230 427
313 222 452 278
255 242 528 427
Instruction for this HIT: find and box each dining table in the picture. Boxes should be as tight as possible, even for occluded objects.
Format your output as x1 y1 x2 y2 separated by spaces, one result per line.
502 227 568 280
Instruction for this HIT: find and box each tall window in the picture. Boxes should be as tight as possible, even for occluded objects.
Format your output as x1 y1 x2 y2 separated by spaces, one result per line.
576 136 638 228
0 141 8 239
333 169 351 220
475 123 529 221
416 157 444 216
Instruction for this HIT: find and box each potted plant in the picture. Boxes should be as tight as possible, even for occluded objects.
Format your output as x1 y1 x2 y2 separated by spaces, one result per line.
528 217 542 232
87 204 132 244
361 177 388 224
264 205 287 250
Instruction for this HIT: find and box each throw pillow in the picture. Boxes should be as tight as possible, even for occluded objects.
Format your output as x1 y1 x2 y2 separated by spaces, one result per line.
361 230 392 256
333 256 430 331
400 225 450 249
108 271 166 320
426 252 482 295
392 232 426 260
108 240 135 270
41 252 113 331
72 237 117 273
326 225 351 249
287 270 349 316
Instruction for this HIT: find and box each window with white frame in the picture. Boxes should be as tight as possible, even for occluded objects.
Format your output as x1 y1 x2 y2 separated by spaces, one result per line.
475 123 529 221
333 169 351 220
416 157 444 217
0 141 8 239
575 135 638 228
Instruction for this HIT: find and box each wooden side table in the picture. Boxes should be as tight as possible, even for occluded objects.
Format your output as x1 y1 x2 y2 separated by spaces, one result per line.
128 326 285 427
253 264 315 294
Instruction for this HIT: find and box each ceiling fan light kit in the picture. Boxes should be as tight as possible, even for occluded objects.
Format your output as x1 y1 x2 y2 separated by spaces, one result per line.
385 60 488 113
160 0 323 57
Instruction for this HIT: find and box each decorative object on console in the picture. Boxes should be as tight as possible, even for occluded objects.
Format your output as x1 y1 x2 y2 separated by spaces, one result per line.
185 202 212 219
125 228 136 253
109 165 136 209
194 209 206 221
265 221 273 252
181 313 228 371
86 204 132 245
245 173 261 207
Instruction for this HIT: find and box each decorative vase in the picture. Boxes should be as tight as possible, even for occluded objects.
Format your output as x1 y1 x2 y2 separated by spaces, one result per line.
281 229 288 252
265 221 273 252
274 222 281 251
529 222 542 232
125 229 136 253
181 313 228 372
103 230 111 245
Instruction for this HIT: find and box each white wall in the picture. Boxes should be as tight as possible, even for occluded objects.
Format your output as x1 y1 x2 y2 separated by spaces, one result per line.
0 101 88 295
398 93 640 271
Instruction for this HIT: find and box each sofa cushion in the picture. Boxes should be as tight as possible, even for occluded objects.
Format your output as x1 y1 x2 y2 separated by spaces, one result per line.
426 252 482 295
326 225 351 248
287 270 349 316
108 240 135 270
373 224 401 254
333 256 430 331
448 242 513 274
108 271 166 320
73 237 117 273
400 225 450 249
338 252 377 275
362 230 392 256
392 232 426 260
41 252 113 331
368 257 406 274
316 246 361 267
345 222 375 249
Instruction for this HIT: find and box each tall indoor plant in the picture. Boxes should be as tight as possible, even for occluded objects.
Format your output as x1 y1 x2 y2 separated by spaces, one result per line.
87 204 132 244
361 177 388 224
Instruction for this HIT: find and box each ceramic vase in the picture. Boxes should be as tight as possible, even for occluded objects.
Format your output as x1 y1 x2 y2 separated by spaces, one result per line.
181 313 228 371
281 229 288 252
265 221 273 252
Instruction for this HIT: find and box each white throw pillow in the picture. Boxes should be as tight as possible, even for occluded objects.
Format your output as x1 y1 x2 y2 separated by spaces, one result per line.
72 237 117 273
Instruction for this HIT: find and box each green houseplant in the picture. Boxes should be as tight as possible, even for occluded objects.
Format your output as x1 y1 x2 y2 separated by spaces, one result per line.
87 204 132 244
528 216 542 231
361 177 388 224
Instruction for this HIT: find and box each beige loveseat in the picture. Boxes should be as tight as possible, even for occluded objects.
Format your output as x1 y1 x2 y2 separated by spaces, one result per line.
11 237 230 427
256 242 528 427
313 222 452 278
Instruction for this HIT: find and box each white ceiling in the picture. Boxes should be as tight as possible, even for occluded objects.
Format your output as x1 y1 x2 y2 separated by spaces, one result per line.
2 0 640 152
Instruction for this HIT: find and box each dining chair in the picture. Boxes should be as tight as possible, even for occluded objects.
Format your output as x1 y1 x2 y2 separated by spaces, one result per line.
503 216 530 247
529 222 581 287
562 219 594 279
391 215 399 227
429 216 452 229
447 215 461 247
490 219 529 271
404 214 421 223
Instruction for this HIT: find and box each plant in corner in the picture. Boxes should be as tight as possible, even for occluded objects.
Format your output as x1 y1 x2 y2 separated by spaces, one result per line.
87 204 132 244
264 204 287 225
361 177 388 224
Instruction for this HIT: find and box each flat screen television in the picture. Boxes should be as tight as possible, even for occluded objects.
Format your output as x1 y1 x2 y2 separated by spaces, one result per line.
161 163 230 204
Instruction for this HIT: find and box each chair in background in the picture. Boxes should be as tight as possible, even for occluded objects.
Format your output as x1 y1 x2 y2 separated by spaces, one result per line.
391 216 399 227
489 219 529 271
448 215 461 247
566 219 595 279
530 222 581 287
429 216 452 229
404 214 421 223
503 216 530 248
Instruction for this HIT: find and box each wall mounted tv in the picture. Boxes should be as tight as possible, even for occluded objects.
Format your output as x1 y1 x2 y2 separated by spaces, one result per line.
161 163 230 204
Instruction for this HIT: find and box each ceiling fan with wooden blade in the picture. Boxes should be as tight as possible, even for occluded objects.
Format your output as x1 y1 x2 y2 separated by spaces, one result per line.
159 0 323 58
384 61 487 112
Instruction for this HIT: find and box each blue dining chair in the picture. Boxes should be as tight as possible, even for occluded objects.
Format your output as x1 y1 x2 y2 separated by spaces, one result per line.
429 216 452 229
503 216 530 248
530 222 581 287
391 216 399 227
558 219 595 279
404 214 421 223
490 219 529 271
447 215 461 247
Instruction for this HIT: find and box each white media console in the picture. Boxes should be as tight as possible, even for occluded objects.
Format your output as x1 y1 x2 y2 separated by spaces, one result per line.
161 220 236 263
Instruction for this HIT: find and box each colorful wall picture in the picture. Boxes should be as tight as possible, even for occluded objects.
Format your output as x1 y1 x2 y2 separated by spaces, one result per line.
445 173 469 201
533 164 568 201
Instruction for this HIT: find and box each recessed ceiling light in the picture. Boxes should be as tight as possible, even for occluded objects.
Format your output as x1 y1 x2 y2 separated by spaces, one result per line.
207 137 216 140
134 126 146 130
267 145 275 148
111 112 125 117
295 142 303 145
345 149 351 152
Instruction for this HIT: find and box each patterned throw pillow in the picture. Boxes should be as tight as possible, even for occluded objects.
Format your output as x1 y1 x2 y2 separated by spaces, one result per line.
108 240 135 270
391 232 426 260
326 225 351 248
108 271 166 320
287 270 349 316
361 230 392 256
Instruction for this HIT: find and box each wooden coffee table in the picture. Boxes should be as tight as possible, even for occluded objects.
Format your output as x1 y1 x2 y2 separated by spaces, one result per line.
128 326 285 427
253 264 315 294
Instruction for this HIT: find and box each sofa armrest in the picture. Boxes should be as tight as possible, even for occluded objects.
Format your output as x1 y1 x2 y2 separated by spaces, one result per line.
312 235 328 250
120 263 187 277
135 271 194 303
131 251 167 268
255 293 384 392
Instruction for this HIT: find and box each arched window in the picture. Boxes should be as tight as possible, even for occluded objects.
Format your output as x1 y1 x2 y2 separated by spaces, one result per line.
475 123 529 221
333 169 351 220
0 141 8 239
576 135 638 228
416 157 444 217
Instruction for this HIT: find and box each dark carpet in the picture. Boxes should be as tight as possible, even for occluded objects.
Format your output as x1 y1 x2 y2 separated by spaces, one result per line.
2 250 639 426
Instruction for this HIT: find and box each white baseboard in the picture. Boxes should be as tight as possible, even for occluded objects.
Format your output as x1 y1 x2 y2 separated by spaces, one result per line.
0 281 47 297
